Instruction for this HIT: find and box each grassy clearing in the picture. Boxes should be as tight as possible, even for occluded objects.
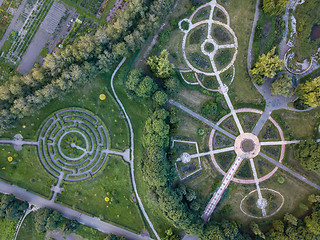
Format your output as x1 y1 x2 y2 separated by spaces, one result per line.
0 145 56 198
224 0 265 108
271 108 320 140
58 155 145 233
74 224 109 239
215 167 315 229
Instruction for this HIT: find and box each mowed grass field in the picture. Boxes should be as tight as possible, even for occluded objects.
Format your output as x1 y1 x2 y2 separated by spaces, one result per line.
58 155 145 233
223 0 265 108
0 71 144 230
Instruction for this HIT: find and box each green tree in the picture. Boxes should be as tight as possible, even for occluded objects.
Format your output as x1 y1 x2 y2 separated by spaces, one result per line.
296 76 320 107
153 91 168 106
147 49 174 78
271 72 293 97
0 195 28 221
263 0 289 15
284 213 298 226
165 76 179 94
250 222 265 239
201 100 218 117
250 48 284 85
294 140 320 173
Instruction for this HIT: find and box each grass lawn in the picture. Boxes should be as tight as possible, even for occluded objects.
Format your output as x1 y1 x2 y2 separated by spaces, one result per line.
214 167 316 230
0 217 17 240
0 145 56 198
224 0 265 108
108 59 177 238
271 108 320 140
73 224 109 239
58 155 145 233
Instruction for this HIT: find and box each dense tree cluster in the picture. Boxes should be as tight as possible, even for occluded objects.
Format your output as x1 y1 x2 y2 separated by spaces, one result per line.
250 48 284 85
296 76 320 107
0 0 175 133
0 194 28 221
147 49 175 78
33 208 62 232
271 72 293 97
262 0 289 16
294 0 320 61
294 140 320 173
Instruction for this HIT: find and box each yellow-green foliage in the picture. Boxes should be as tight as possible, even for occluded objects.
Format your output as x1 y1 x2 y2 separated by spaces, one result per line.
297 76 320 107
250 48 284 85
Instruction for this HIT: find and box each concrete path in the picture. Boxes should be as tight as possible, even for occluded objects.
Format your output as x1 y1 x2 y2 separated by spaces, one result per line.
0 181 150 240
169 99 236 140
260 140 301 146
202 155 243 221
249 158 266 216
259 152 320 191
189 146 234 159
110 58 159 240
0 0 28 46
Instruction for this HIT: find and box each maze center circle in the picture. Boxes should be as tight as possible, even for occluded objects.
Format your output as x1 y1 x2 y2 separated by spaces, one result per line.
58 130 88 160
37 108 110 182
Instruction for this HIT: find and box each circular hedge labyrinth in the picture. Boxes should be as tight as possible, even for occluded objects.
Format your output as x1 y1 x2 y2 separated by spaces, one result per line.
37 108 110 182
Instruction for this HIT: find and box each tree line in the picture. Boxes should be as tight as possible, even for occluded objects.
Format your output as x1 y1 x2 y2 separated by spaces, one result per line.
0 0 175 133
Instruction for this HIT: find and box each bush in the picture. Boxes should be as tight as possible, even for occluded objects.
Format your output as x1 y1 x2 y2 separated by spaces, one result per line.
201 100 218 117
277 176 285 184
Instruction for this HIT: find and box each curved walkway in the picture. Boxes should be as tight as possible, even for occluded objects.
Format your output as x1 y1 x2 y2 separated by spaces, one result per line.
110 58 159 240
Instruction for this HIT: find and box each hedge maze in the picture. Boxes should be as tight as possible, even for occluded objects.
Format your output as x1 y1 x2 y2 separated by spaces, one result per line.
37 108 110 182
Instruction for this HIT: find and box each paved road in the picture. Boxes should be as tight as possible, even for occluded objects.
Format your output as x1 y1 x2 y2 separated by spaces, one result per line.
259 152 320 191
110 58 159 240
169 99 236 140
0 0 28 47
0 181 150 240
247 0 260 72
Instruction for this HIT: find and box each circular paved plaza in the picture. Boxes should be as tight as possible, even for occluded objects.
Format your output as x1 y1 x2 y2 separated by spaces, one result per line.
37 108 110 181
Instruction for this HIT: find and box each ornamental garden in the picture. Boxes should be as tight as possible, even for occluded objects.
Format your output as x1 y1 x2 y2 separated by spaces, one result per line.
1 0 320 239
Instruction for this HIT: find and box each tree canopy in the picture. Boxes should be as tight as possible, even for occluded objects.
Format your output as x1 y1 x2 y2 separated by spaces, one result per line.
0 194 28 221
263 0 289 16
294 140 320 173
250 48 284 85
147 49 175 78
296 76 320 107
271 72 293 97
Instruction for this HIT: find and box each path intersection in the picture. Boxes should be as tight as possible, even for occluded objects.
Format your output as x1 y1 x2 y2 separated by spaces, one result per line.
172 0 320 222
